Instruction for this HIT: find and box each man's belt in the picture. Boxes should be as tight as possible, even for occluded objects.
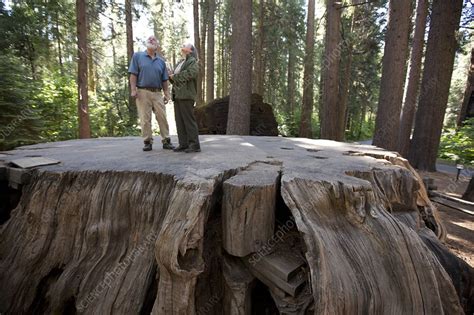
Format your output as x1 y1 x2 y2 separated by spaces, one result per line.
137 87 162 92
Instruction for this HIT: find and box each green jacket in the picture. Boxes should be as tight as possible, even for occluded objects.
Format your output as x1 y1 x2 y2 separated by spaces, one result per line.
171 55 198 101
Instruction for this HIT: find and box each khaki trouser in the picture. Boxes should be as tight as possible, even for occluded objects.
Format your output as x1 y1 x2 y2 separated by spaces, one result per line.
136 89 170 143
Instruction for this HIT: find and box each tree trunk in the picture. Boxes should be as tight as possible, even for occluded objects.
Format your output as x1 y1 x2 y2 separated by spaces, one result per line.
409 0 463 171
337 2 360 141
372 0 412 151
87 47 96 94
286 45 296 133
55 9 63 75
194 0 203 106
398 0 428 157
76 0 91 139
226 0 252 135
206 0 215 103
200 0 207 105
320 0 343 141
253 0 265 96
125 0 136 121
298 0 315 138
0 136 470 314
457 47 474 127
463 176 474 202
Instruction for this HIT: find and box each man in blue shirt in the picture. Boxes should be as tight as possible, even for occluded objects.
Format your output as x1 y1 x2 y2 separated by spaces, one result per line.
128 36 174 151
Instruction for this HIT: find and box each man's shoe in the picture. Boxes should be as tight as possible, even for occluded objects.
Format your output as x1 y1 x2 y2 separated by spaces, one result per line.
173 146 188 152
184 146 201 153
162 138 175 150
143 142 152 151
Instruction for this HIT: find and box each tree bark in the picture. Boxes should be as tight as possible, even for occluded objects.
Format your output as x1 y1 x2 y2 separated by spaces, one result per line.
298 0 315 138
76 0 91 139
372 0 412 151
226 0 252 135
338 2 360 141
200 0 207 105
125 1 134 80
463 176 474 202
55 8 63 75
125 0 137 122
457 47 474 127
194 0 203 106
206 0 215 103
320 0 344 141
409 0 463 171
398 0 428 157
253 0 265 96
286 45 296 133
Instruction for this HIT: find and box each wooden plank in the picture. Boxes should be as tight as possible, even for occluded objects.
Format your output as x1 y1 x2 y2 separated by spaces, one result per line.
431 197 474 216
8 167 31 186
243 256 307 297
430 190 474 207
254 249 305 282
9 157 60 169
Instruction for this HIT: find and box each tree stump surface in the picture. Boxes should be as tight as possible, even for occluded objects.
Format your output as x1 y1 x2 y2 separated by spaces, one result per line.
0 135 471 314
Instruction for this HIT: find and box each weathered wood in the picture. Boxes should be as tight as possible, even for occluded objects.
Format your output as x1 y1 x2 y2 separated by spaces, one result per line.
243 256 306 297
431 196 474 216
222 162 280 257
7 167 31 187
194 94 279 136
0 136 470 314
252 247 305 282
9 157 60 169
223 255 255 315
269 283 314 314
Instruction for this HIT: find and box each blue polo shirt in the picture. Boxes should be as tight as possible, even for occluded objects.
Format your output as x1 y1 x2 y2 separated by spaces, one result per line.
128 51 169 88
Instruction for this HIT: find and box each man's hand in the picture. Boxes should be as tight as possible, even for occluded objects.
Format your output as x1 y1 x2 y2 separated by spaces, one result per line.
164 93 171 104
131 87 138 98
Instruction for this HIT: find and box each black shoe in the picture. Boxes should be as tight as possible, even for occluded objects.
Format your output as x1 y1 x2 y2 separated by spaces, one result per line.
173 146 188 152
143 142 152 151
162 138 175 150
184 146 201 153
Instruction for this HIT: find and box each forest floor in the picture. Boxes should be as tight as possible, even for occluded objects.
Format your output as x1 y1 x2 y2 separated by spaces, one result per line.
420 170 474 267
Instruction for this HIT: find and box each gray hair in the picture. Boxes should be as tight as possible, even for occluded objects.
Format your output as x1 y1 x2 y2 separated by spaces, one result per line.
184 43 199 60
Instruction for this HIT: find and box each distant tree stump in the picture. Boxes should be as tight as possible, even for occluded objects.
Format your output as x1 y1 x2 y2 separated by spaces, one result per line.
462 176 474 202
0 136 471 314
194 94 279 136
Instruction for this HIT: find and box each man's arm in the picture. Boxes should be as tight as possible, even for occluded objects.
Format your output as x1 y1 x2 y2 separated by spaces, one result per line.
130 74 138 97
128 52 139 98
162 80 170 103
173 58 198 84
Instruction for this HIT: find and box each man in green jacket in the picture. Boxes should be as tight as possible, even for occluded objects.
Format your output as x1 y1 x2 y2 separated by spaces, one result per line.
169 44 201 153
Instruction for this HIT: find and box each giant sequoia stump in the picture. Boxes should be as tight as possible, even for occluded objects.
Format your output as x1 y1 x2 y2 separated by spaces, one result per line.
0 136 472 314
194 94 279 136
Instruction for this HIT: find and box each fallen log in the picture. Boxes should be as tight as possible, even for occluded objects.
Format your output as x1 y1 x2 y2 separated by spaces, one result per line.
0 136 470 314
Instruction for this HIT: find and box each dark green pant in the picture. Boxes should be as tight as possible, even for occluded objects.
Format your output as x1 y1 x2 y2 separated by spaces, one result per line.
174 99 200 148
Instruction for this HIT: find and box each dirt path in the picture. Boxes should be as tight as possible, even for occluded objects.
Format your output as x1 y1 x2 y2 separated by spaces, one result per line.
420 170 473 267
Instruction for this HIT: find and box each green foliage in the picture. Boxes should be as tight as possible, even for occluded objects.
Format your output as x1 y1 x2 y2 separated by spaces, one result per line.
90 57 140 137
439 118 474 165
35 69 78 141
260 0 306 137
0 53 43 150
343 1 384 141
